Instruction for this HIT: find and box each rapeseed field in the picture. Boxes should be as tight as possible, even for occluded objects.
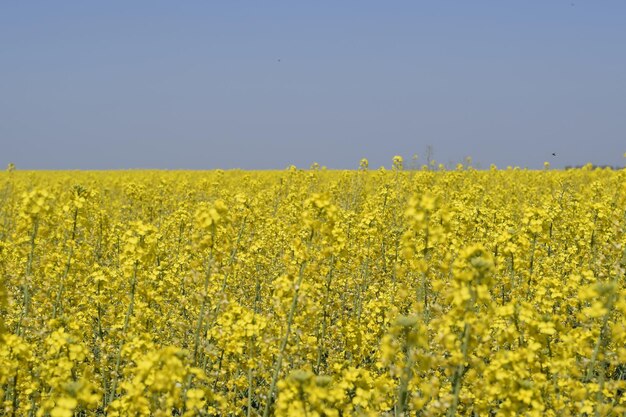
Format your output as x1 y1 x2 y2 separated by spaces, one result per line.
1 161 626 416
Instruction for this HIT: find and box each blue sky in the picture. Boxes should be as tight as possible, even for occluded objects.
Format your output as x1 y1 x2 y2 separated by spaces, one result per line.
1 1 625 169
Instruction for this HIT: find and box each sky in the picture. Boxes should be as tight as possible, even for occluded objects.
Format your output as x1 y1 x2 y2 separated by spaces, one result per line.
1 1 625 170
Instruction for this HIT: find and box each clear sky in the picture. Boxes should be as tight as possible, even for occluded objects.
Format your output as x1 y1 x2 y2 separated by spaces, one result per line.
1 1 625 170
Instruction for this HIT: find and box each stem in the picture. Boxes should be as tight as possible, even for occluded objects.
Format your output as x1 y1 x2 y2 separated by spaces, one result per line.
10 370 18 417
547 222 553 257
396 330 415 416
422 214 432 321
108 262 138 405
527 234 537 300
52 247 74 319
263 261 307 417
54 207 79 318
447 323 471 417
584 293 615 383
211 215 248 323
193 247 214 365
509 254 516 295
16 220 38 336
315 256 335 374
247 340 255 417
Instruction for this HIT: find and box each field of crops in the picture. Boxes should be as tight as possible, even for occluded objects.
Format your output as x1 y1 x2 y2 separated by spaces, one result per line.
1 162 626 416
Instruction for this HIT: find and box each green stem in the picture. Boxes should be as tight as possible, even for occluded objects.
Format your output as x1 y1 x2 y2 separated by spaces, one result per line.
108 262 138 405
52 247 74 319
16 220 38 336
447 323 471 417
584 293 615 383
396 330 415 416
53 207 79 318
316 256 335 374
247 340 255 417
193 247 214 365
263 261 307 417
10 370 18 417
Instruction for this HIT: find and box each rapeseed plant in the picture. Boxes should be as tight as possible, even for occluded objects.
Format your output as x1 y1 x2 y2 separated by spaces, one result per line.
0 163 625 415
